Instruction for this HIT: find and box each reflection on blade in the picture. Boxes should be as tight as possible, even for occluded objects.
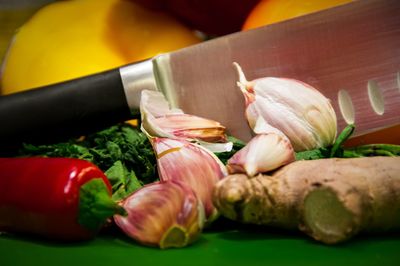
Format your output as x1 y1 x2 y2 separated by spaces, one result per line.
155 0 400 141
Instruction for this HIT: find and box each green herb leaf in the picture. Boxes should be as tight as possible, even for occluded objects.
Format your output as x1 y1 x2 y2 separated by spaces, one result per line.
18 123 158 199
295 148 330 160
214 135 246 164
295 124 400 160
343 144 400 158
329 124 355 157
105 160 143 201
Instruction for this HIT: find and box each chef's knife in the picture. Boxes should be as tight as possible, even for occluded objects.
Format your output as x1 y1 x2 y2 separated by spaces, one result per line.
0 0 399 147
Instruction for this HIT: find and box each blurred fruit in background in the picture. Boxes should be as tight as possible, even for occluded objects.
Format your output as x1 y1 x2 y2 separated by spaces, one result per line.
0 0 54 65
1 0 357 95
243 0 353 30
0 0 201 95
130 0 261 36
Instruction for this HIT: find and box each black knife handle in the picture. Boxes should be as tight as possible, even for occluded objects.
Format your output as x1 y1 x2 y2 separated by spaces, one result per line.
0 67 131 149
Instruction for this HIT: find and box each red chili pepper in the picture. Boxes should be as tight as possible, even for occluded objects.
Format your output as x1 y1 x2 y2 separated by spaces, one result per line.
0 157 126 241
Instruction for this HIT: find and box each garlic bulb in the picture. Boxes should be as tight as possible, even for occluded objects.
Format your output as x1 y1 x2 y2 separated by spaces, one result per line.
152 137 227 222
114 180 205 249
140 90 227 143
234 62 337 151
227 132 295 176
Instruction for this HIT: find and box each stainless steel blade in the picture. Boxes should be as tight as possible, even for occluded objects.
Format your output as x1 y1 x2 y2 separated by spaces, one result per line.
154 0 400 141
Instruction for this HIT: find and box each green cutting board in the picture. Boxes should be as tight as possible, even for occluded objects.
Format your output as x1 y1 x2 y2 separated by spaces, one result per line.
1 219 399 266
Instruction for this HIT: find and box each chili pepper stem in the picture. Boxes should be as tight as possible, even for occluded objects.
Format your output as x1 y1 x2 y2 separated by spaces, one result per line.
79 179 127 231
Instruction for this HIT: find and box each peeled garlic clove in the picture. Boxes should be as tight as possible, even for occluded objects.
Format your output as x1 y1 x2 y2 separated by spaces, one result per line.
233 62 337 151
114 180 205 249
152 137 227 222
140 90 227 143
227 133 295 176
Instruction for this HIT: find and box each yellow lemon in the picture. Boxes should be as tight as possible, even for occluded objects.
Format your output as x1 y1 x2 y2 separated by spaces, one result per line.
1 0 200 94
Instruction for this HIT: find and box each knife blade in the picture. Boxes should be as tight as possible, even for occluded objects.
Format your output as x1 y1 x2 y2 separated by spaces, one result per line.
0 0 398 147
153 0 400 141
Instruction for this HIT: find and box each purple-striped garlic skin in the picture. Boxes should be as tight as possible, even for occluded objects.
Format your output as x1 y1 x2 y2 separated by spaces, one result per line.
152 137 227 222
114 180 205 249
140 90 227 143
154 114 227 142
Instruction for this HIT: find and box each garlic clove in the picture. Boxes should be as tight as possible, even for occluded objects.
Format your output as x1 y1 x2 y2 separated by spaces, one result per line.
227 132 295 176
154 114 227 143
252 116 286 136
114 180 205 249
140 90 228 144
152 137 227 222
140 90 184 118
233 62 337 151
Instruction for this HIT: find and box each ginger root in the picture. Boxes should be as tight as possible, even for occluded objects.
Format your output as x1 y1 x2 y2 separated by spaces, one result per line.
212 157 400 244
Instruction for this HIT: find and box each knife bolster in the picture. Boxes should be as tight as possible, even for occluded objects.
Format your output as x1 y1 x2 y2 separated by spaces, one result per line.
120 59 158 113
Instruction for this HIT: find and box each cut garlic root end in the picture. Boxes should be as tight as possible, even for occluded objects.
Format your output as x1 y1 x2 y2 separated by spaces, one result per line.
114 180 204 249
159 225 189 249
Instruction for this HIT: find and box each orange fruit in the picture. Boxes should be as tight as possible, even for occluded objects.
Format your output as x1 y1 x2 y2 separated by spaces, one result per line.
243 0 353 30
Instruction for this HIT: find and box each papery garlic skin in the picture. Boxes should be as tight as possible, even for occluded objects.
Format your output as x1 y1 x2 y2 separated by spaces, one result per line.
152 137 227 222
234 62 337 151
227 133 295 176
114 180 205 249
141 90 184 118
140 90 227 143
154 114 227 142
